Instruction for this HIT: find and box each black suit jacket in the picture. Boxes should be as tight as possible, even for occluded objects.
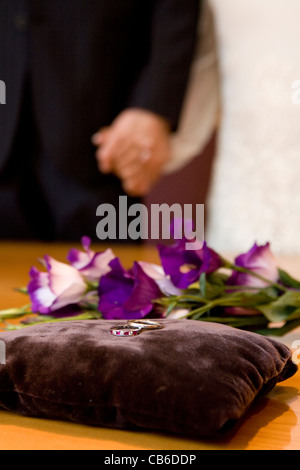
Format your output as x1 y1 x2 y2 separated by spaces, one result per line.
0 0 200 240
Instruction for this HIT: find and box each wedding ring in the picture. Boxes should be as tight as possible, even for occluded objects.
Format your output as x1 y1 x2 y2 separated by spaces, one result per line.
110 320 163 337
110 325 142 337
127 319 164 330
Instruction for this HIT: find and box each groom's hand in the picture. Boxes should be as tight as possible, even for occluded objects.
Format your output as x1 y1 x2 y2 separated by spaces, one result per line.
92 108 171 197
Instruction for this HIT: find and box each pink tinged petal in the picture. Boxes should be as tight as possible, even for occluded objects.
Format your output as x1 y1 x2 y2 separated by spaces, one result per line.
156 277 183 296
137 261 165 280
137 261 183 296
247 243 278 283
31 286 57 314
28 259 87 314
28 267 55 313
51 283 89 311
80 249 115 281
67 236 95 269
231 242 279 288
81 236 92 253
67 248 93 270
122 262 161 315
45 256 86 296
28 267 49 289
98 259 161 320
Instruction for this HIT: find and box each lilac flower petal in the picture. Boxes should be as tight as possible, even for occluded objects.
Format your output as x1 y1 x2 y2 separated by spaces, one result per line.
228 242 279 288
28 266 49 291
67 248 92 270
98 258 134 319
30 286 56 314
51 283 89 311
137 261 182 296
67 236 115 282
200 243 223 274
79 249 115 282
81 236 92 252
123 262 161 311
67 236 94 269
100 273 133 308
227 271 257 289
98 259 161 320
158 219 223 289
137 261 165 280
238 243 278 281
28 267 55 313
45 255 86 296
158 243 206 289
28 256 87 315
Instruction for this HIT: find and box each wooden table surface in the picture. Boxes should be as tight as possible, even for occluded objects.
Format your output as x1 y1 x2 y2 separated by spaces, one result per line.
0 241 299 451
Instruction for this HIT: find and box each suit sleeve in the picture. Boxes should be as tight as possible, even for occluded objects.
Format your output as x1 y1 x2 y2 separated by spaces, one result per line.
128 0 202 130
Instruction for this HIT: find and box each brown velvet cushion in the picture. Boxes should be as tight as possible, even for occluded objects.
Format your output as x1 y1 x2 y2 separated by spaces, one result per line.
0 319 297 438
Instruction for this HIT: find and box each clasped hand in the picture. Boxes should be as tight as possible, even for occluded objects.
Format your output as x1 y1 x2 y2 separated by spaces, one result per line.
92 108 171 197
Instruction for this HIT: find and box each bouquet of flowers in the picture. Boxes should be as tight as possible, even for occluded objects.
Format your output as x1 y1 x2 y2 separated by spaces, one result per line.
1 223 300 336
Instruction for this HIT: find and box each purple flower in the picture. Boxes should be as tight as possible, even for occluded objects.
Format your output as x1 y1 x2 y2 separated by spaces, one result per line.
157 220 222 289
227 242 279 289
98 258 162 320
67 236 115 282
28 256 87 314
226 243 279 316
137 261 183 296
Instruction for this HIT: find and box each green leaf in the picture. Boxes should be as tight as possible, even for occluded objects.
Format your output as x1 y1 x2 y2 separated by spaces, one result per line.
256 290 300 322
199 272 206 298
166 300 178 315
201 272 227 300
278 269 300 289
285 306 300 321
189 303 214 318
237 287 278 307
209 287 277 309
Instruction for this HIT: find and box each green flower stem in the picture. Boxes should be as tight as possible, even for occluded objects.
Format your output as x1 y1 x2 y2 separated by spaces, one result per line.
180 303 214 318
176 294 210 303
0 304 32 320
224 284 268 290
178 290 268 319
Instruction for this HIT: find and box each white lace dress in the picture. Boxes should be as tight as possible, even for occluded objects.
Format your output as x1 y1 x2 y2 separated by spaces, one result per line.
206 0 300 255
